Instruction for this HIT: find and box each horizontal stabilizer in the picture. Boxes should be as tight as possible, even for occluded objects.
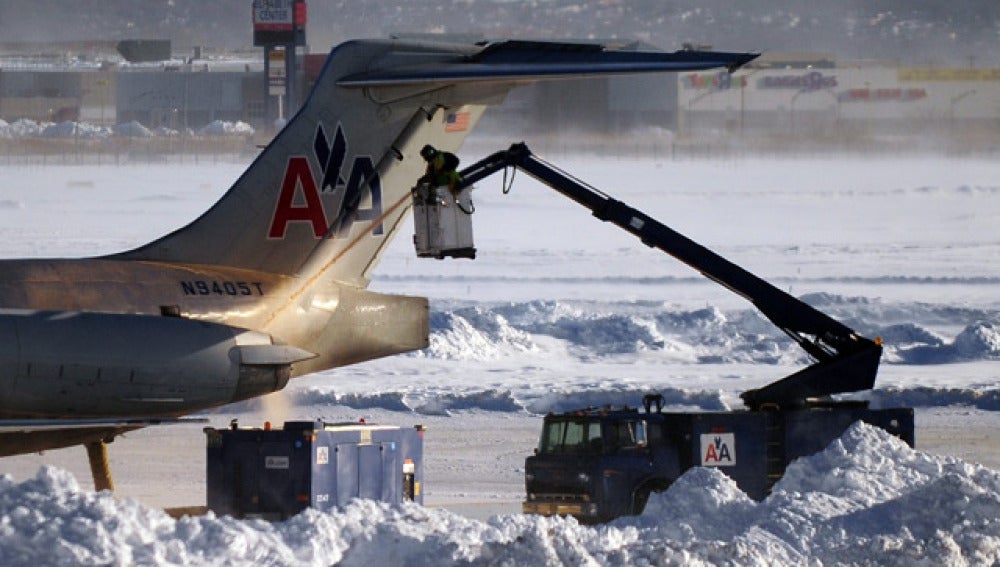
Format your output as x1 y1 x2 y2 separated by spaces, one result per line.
236 344 317 365
338 40 758 87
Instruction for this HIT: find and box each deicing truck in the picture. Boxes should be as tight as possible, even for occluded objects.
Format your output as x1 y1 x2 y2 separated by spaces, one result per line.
419 143 914 522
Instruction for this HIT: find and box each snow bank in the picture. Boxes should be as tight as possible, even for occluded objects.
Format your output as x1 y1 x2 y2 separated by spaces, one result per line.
0 118 252 139
421 300 796 362
113 120 153 138
522 387 728 414
0 118 50 138
40 121 112 139
214 386 729 416
219 380 1000 416
872 387 1000 411
1 424 996 566
197 120 254 137
895 322 1000 364
418 299 999 366
204 295 998 417
423 307 537 360
628 422 1000 564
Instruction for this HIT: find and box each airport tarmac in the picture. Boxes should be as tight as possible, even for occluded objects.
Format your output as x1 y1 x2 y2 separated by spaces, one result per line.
1 408 997 521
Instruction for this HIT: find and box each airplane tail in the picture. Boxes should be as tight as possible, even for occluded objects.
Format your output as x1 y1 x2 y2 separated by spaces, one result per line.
112 41 488 287
112 39 756 288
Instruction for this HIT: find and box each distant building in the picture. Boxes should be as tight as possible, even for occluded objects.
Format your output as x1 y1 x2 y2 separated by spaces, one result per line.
116 70 263 129
0 47 997 145
484 52 999 142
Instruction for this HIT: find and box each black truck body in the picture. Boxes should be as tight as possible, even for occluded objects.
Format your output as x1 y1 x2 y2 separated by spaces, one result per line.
449 143 915 522
523 398 913 522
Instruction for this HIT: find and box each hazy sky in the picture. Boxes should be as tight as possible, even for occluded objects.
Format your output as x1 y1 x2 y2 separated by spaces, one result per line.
0 1 996 65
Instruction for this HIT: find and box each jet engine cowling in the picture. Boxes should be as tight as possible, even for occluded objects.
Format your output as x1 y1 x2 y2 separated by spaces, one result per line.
0 309 315 418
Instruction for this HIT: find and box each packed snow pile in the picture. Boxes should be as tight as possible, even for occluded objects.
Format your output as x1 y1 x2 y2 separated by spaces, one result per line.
0 118 253 140
417 299 1000 365
287 386 523 415
266 385 725 416
0 424 996 566
0 118 49 138
197 120 254 137
423 307 537 360
113 120 153 138
637 423 1000 564
952 322 1000 360
40 120 111 139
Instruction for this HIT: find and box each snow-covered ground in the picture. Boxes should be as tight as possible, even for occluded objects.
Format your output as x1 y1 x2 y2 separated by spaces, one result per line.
0 152 998 565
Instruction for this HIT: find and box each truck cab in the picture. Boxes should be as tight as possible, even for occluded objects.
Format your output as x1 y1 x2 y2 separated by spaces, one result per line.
524 408 679 523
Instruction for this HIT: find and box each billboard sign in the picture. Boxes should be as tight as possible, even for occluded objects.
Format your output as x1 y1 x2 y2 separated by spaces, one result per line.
253 0 306 46
268 48 287 96
253 0 294 31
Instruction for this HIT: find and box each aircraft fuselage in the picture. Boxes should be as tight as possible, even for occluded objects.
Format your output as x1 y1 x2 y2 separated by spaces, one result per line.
0 258 427 419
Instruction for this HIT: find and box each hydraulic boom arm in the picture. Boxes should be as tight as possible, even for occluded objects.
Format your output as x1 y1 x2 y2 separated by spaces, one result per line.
456 143 882 408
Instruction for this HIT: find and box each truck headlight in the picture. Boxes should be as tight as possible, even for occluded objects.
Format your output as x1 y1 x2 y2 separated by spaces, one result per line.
525 473 535 482
577 472 591 483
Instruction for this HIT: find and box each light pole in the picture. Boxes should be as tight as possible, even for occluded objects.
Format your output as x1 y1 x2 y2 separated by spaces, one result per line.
737 69 761 136
685 89 721 137
949 89 976 128
789 87 838 136
790 89 804 134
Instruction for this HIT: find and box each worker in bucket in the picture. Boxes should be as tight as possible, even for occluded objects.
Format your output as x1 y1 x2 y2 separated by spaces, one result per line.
419 144 462 194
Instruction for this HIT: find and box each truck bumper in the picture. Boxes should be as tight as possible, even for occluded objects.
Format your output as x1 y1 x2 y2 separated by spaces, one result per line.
523 500 598 518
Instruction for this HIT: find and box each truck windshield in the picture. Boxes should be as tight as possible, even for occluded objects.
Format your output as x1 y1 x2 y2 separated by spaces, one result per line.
607 420 647 451
538 419 603 454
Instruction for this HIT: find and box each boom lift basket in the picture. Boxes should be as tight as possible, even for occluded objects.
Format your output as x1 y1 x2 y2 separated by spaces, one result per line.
412 184 476 259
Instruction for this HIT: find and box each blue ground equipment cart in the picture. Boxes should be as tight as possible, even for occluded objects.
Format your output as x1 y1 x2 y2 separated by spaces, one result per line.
205 420 424 519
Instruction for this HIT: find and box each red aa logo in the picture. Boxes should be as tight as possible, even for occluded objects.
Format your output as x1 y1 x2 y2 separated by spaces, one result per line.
700 433 736 467
268 123 383 239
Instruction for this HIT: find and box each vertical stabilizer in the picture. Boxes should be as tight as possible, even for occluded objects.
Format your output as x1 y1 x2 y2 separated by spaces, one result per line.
112 40 489 286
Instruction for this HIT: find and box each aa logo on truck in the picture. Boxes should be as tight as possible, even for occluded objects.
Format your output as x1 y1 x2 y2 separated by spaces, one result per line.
700 433 736 467
268 122 383 239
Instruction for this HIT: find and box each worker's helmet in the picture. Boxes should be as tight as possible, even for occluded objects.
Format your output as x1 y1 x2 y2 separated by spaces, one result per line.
420 144 438 160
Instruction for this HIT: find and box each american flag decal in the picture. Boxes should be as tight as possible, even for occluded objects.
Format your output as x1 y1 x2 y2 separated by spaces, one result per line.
445 112 470 132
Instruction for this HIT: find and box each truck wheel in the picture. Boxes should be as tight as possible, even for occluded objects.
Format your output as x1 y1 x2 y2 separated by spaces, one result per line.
631 488 651 515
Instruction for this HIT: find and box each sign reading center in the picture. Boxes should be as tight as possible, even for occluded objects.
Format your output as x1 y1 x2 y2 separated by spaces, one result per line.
252 0 306 46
